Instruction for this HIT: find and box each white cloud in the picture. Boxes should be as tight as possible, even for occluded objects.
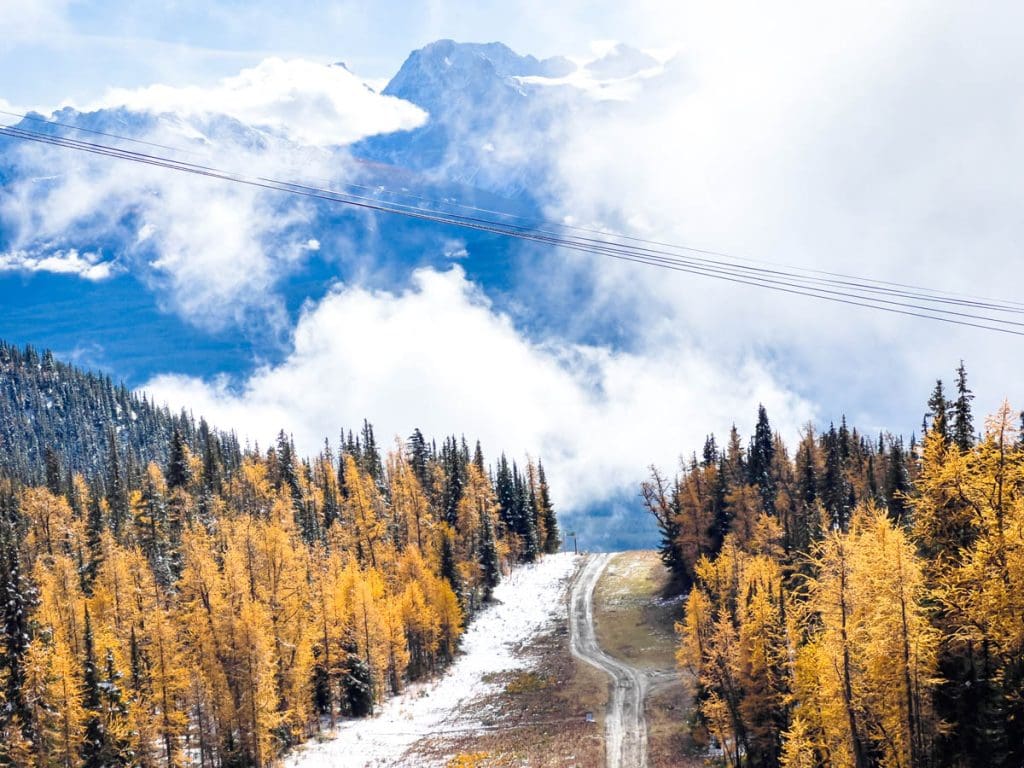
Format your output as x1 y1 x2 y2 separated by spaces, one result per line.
0 0 70 43
1 134 321 331
0 248 113 280
542 2 1024 430
143 266 815 512
76 58 427 147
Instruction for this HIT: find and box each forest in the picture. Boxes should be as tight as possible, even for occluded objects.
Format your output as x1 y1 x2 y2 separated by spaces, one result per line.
646 363 1024 767
0 342 560 767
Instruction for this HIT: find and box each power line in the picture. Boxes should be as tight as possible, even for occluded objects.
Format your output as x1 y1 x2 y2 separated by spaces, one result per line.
4 108 1020 316
1 118 1021 336
9 109 1020 314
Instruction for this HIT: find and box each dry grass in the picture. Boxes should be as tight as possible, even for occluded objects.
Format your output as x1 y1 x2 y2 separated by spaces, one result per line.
593 550 702 767
593 550 683 670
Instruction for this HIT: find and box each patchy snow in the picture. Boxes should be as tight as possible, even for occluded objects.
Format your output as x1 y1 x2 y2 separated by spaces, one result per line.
284 553 579 768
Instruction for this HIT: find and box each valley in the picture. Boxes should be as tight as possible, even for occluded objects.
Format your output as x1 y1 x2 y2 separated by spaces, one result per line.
284 551 688 767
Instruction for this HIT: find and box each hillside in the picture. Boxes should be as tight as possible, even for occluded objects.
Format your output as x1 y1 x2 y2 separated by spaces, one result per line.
0 341 225 483
0 343 563 766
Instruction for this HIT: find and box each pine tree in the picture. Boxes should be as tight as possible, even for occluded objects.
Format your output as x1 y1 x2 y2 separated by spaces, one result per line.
439 529 465 608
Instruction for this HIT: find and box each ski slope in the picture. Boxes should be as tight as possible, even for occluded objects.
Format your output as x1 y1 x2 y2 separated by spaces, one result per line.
284 553 579 768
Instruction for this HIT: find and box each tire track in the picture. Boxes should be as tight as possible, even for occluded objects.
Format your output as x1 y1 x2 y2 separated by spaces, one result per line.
568 553 648 768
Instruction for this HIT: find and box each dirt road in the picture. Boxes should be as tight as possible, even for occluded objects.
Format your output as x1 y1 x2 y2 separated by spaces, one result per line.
569 553 649 768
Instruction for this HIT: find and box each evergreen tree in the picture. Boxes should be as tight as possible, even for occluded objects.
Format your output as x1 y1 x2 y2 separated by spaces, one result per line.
105 431 129 538
820 424 851 531
407 429 430 490
83 486 105 594
342 649 374 718
952 361 975 451
927 379 950 443
537 462 561 554
641 468 688 588
0 508 35 754
44 447 63 495
494 454 516 536
478 505 500 600
80 609 108 768
702 434 718 467
166 428 192 490
439 530 464 608
748 404 776 515
360 420 384 488
884 438 911 525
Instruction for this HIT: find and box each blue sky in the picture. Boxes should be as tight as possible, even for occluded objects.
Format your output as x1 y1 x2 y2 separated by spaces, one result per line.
4 1 1024 548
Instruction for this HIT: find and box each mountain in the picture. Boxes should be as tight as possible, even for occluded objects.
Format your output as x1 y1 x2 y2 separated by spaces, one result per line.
353 40 588 196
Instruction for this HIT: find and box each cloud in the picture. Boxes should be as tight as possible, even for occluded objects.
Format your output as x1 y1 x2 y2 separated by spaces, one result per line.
0 132 324 333
143 265 815 513
0 56 419 333
76 58 427 147
0 248 113 280
0 0 70 44
541 2 1024 431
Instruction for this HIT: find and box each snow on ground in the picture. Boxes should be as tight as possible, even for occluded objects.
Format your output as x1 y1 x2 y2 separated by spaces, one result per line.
284 553 579 768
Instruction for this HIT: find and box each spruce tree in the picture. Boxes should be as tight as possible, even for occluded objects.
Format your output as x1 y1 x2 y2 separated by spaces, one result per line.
494 454 516 535
439 531 464 608
83 487 105 595
820 424 851 531
44 447 63 495
747 404 776 515
537 462 561 554
105 431 129 538
884 438 911 525
478 507 500 600
360 420 384 488
81 609 108 768
952 361 975 451
407 429 430 490
0 510 35 753
514 464 539 562
166 428 192 490
702 434 718 467
927 379 950 443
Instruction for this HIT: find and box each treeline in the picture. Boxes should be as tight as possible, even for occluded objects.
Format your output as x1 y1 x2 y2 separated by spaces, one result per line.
0 341 235 485
647 364 1024 767
0 349 560 767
